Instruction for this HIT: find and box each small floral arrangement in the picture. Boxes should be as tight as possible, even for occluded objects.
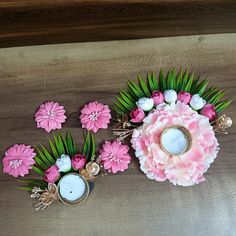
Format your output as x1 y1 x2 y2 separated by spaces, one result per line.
2 130 130 210
113 68 232 186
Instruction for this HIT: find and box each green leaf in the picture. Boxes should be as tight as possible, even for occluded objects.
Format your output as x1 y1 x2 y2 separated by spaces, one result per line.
90 133 96 161
159 69 165 91
116 96 133 111
34 156 48 170
207 91 225 104
18 186 33 191
175 68 184 92
32 166 44 176
127 80 145 98
39 144 55 165
66 131 77 156
60 132 69 154
48 137 59 159
166 69 176 90
138 75 151 97
113 100 128 114
17 179 47 187
119 91 135 108
215 100 232 112
82 132 90 160
194 79 208 95
34 146 52 167
184 73 194 92
180 69 189 91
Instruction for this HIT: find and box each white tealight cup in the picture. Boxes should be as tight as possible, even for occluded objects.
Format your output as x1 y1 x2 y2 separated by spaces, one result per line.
160 126 191 155
58 173 89 205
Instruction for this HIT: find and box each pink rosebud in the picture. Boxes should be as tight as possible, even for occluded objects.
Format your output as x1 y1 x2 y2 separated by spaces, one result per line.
130 108 145 123
44 165 60 183
200 104 217 121
151 91 164 105
72 154 87 170
177 91 192 104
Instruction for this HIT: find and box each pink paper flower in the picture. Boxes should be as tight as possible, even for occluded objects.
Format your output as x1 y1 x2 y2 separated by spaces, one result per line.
35 101 66 133
99 140 131 173
72 154 87 170
200 104 217 121
44 165 60 183
151 91 164 105
2 144 36 177
177 91 192 104
131 102 219 186
130 108 145 123
80 101 111 133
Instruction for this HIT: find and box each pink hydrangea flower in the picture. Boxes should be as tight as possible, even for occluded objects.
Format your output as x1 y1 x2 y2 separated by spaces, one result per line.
80 101 111 133
2 144 36 177
99 140 131 173
44 165 60 183
131 102 219 186
35 101 66 133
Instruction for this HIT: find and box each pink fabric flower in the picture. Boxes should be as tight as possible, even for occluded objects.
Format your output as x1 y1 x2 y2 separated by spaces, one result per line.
44 165 60 183
200 104 217 121
2 144 36 177
151 91 164 105
130 108 145 123
177 91 192 104
80 101 111 133
35 101 66 133
131 102 219 186
99 140 131 173
72 154 87 170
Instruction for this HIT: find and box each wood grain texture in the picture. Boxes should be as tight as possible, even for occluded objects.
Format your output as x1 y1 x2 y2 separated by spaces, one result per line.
0 0 236 48
0 33 236 235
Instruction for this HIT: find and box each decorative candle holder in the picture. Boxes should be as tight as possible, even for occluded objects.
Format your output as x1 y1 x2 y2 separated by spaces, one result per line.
58 173 90 205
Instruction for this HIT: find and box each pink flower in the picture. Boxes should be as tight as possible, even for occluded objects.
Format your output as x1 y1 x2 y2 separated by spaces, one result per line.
151 91 164 105
131 102 219 186
2 144 36 177
200 104 217 121
130 108 145 123
35 101 66 133
72 154 87 170
44 165 60 183
80 101 111 133
99 140 131 173
177 91 192 104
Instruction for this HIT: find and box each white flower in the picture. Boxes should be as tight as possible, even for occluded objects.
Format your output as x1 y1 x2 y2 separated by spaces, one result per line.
190 94 206 110
56 154 71 172
136 97 154 112
164 90 177 103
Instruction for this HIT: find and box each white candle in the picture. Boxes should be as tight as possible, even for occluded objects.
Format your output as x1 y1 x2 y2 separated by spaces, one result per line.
58 173 89 204
160 126 190 155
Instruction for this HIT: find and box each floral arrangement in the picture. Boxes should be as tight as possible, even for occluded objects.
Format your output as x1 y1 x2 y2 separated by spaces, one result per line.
2 100 131 210
113 68 232 186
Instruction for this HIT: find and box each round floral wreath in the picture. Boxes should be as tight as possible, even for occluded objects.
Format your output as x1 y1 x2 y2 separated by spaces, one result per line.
113 68 232 186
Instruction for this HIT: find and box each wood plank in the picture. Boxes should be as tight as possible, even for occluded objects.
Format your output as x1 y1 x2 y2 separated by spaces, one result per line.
0 33 236 235
0 0 236 47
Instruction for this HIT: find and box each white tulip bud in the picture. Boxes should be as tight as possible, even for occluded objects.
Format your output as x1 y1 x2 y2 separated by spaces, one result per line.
56 154 72 173
164 90 177 103
136 97 154 112
190 94 206 110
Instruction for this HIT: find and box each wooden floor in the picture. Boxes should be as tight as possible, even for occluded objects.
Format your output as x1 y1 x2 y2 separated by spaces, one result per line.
0 33 236 236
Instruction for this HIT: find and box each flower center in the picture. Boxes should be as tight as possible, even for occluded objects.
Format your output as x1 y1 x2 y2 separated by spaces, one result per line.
88 111 100 121
108 153 121 163
9 159 22 169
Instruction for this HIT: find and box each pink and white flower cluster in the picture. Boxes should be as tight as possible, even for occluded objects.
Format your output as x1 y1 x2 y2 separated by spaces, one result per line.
129 90 217 123
131 102 219 186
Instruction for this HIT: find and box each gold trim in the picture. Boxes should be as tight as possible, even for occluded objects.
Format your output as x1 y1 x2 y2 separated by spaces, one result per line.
160 125 192 156
57 173 90 206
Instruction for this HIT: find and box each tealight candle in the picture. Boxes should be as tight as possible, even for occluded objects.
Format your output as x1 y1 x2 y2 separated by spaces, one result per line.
160 126 191 155
58 173 89 205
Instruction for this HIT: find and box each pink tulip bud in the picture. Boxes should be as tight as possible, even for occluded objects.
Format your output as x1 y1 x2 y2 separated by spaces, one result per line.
177 91 192 104
200 104 217 121
72 154 87 170
130 108 145 123
44 165 60 183
151 91 164 105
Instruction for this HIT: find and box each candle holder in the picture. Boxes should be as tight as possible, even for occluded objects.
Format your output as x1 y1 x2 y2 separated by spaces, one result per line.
160 125 192 156
57 173 90 206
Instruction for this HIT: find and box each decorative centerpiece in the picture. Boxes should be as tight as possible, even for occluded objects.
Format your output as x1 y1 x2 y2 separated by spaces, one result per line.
113 68 232 186
2 131 104 210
